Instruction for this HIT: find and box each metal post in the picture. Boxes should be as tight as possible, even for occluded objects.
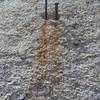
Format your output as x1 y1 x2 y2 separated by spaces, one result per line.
45 0 48 20
55 3 59 20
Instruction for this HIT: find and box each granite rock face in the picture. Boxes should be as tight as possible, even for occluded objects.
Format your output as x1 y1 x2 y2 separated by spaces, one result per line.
0 0 100 100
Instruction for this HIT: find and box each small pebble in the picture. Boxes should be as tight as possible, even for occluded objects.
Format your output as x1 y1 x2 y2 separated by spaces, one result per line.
73 41 80 46
18 95 25 100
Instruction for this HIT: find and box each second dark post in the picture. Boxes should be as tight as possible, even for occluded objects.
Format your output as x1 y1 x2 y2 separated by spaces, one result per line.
55 3 59 20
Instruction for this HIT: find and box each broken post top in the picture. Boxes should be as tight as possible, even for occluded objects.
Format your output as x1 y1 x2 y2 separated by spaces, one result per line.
55 2 59 5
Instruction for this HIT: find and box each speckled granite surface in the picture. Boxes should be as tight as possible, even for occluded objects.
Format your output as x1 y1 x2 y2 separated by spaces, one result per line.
0 0 100 100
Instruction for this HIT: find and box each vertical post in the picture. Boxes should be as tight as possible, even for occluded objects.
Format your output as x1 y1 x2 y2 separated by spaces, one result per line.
55 3 59 20
45 0 48 20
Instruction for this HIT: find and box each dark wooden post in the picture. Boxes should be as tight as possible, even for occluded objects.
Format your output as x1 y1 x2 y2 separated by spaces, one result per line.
45 0 48 20
55 3 59 20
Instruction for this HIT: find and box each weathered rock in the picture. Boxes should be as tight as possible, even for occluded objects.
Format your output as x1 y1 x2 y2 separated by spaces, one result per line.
0 0 100 100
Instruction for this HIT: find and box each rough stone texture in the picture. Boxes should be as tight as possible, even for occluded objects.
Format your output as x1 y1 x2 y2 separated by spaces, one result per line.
0 0 100 100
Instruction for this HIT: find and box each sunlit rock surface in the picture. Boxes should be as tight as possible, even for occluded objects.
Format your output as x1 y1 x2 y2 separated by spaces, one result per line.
0 0 100 100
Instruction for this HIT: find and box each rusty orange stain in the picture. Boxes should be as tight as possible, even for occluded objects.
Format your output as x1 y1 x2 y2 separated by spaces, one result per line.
36 20 60 72
36 20 48 66
39 20 48 48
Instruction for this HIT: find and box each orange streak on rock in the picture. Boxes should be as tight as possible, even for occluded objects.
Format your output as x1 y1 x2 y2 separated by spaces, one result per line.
37 20 48 66
39 20 48 48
